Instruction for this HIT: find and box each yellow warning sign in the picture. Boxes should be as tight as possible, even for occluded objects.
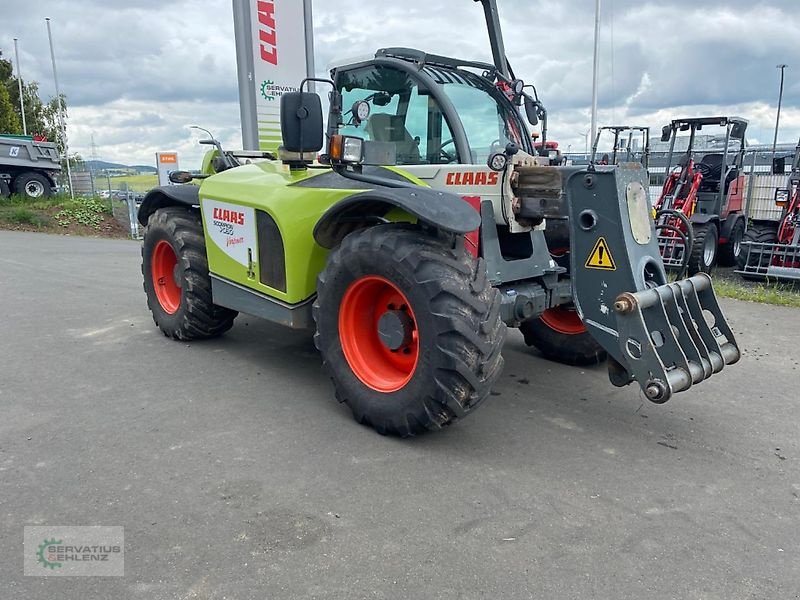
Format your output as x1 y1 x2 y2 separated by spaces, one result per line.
585 237 617 270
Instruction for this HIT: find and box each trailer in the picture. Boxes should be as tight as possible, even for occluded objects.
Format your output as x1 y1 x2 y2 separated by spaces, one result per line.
0 135 61 199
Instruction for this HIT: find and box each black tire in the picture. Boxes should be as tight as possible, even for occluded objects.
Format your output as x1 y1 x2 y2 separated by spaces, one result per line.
519 310 606 366
313 224 505 437
0 178 9 198
736 222 779 279
14 172 51 199
717 218 744 267
688 221 719 275
142 207 237 340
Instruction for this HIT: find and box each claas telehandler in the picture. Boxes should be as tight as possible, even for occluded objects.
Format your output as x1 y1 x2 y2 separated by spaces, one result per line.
137 0 739 436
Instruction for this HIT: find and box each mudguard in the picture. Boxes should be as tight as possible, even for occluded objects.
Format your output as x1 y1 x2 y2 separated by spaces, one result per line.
313 187 481 249
689 213 719 225
719 213 743 240
137 185 200 226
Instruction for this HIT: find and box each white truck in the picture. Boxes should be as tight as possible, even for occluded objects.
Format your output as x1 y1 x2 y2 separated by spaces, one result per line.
0 135 61 199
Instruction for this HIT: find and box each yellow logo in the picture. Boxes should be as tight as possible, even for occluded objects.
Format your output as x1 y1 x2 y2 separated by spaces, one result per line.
585 237 616 271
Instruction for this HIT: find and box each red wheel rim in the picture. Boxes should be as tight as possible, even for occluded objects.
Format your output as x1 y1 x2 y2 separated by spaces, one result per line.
339 276 419 393
540 307 587 335
152 240 181 314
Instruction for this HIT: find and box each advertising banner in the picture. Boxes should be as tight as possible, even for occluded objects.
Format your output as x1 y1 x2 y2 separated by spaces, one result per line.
155 152 179 186
232 0 315 152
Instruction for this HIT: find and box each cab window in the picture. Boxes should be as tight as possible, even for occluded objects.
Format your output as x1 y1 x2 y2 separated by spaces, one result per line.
336 65 458 165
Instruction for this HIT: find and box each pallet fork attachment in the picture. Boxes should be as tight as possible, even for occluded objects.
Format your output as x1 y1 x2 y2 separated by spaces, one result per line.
564 165 740 403
612 274 739 402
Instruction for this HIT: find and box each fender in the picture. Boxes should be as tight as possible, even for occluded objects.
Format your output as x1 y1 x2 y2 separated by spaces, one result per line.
689 213 719 226
719 213 743 243
137 185 200 226
313 187 481 249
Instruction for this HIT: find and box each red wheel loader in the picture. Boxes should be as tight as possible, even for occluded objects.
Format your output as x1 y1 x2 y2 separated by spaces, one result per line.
737 138 800 280
654 117 748 275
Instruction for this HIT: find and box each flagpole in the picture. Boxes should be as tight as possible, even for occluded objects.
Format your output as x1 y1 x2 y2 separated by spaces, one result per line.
45 17 73 199
13 38 27 136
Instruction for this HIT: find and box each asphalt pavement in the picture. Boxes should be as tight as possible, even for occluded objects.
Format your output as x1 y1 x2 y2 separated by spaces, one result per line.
1 231 798 599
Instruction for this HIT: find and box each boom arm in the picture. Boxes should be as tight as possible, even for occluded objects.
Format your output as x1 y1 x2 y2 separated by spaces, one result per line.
475 0 510 77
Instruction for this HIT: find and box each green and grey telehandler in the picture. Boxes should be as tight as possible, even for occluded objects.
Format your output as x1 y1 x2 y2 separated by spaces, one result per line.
138 0 739 436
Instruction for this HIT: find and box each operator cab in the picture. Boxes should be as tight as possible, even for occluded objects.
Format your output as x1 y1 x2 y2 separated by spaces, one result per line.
659 116 747 216
696 153 739 195
330 48 537 167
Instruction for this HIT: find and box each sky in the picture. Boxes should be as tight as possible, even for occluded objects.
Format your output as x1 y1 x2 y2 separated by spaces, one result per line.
1 0 798 169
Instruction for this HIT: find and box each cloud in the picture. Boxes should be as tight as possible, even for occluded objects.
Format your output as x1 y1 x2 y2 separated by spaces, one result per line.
0 0 797 167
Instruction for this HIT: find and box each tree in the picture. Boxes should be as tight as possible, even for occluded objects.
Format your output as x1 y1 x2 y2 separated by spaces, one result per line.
0 59 22 134
0 82 21 133
0 57 67 149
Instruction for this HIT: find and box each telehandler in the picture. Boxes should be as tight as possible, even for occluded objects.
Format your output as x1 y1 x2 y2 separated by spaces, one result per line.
138 0 739 436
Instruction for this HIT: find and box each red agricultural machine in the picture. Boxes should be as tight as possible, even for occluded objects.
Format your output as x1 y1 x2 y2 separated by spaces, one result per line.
590 125 650 169
654 117 748 275
533 140 565 165
736 138 800 280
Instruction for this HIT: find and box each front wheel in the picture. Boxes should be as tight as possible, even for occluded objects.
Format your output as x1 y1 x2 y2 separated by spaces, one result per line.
519 307 606 366
142 207 237 340
313 225 505 437
736 222 779 280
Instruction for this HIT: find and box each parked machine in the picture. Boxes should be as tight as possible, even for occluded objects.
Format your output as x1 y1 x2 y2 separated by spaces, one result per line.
533 140 566 166
653 117 748 275
137 0 739 436
737 138 800 280
0 134 61 199
590 126 650 168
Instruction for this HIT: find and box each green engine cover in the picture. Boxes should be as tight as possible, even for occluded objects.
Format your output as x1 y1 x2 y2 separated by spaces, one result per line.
198 161 417 305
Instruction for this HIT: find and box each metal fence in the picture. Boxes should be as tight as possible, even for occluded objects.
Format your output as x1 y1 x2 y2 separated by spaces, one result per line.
110 195 142 239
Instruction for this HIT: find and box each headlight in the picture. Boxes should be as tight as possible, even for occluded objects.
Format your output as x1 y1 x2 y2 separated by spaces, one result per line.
329 135 364 164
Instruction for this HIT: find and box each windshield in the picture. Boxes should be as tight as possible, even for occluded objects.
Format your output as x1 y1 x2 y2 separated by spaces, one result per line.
440 79 526 163
335 64 529 165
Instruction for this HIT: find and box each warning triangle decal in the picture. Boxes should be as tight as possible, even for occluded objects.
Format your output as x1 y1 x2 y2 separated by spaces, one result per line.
585 237 617 271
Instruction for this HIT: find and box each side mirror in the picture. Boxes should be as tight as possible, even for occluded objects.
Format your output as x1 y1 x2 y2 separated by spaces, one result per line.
731 122 747 140
280 92 323 154
661 126 671 143
168 170 194 184
524 97 539 126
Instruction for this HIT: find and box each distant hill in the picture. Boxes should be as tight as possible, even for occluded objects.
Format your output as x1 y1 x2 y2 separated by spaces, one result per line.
86 160 157 174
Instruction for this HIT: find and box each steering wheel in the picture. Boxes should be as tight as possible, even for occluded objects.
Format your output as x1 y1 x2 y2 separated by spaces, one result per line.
433 139 457 163
695 162 712 176
695 162 722 181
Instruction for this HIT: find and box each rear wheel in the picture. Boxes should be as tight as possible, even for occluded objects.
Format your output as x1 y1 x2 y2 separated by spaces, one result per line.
314 224 505 437
142 207 237 340
736 222 779 280
14 172 51 199
718 218 744 267
0 178 9 198
519 307 606 366
688 221 718 275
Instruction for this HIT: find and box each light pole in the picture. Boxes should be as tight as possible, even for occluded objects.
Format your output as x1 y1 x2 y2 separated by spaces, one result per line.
590 0 601 144
772 64 788 159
